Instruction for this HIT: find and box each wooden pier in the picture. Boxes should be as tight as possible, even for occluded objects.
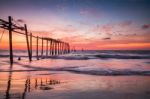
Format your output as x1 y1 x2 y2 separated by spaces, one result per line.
0 16 70 64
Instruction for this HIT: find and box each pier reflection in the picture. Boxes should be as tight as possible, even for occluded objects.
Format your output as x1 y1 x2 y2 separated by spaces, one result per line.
0 65 61 99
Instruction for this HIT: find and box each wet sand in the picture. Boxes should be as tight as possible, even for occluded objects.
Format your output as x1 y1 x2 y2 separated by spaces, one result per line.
0 70 150 99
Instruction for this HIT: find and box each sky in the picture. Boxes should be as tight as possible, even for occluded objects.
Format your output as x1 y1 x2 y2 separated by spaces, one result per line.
0 0 150 50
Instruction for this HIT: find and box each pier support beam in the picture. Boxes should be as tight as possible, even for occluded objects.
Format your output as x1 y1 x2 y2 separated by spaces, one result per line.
36 36 39 60
30 33 32 60
41 37 43 58
58 42 60 55
54 41 57 55
8 16 13 64
49 40 52 55
46 40 48 57
25 24 32 62
51 40 54 56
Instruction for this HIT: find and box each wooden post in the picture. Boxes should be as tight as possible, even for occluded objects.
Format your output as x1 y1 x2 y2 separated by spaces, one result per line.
46 40 48 57
55 41 57 55
64 43 66 54
56 42 58 55
54 41 56 55
57 42 59 55
62 42 64 54
59 42 61 54
51 40 54 56
41 37 43 58
67 43 69 53
24 24 31 61
61 42 63 54
68 43 70 53
56 42 57 55
8 16 13 64
65 43 67 53
30 33 32 60
66 43 68 53
36 36 39 60
49 40 51 55
66 43 67 54
58 42 60 54
53 40 55 56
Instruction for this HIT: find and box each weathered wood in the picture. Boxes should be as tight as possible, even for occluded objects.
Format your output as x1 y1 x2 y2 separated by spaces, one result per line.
59 42 61 54
68 43 70 53
24 24 32 61
57 42 59 55
41 37 43 58
55 41 57 55
8 16 13 64
56 42 58 55
46 40 48 57
67 43 69 53
59 42 61 55
51 40 54 56
36 36 39 60
49 40 51 55
62 42 64 54
64 43 66 54
30 33 32 60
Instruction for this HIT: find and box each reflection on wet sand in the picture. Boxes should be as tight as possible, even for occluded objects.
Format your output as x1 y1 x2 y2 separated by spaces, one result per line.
5 65 13 99
1 65 61 99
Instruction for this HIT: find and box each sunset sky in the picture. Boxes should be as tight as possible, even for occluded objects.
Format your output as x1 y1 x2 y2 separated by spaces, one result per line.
0 0 150 50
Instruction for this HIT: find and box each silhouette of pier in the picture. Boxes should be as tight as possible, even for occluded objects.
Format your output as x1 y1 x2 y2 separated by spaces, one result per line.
0 16 70 64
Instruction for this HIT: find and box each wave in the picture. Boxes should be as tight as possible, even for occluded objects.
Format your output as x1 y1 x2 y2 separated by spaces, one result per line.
1 50 150 59
1 54 150 60
44 54 150 60
63 69 150 76
1 63 150 76
94 54 150 59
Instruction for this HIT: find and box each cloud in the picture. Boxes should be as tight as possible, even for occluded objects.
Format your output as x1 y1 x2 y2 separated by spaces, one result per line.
102 37 111 40
142 24 150 29
16 19 25 23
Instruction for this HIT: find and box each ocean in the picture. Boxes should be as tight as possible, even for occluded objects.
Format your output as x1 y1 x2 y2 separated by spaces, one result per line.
0 50 150 99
